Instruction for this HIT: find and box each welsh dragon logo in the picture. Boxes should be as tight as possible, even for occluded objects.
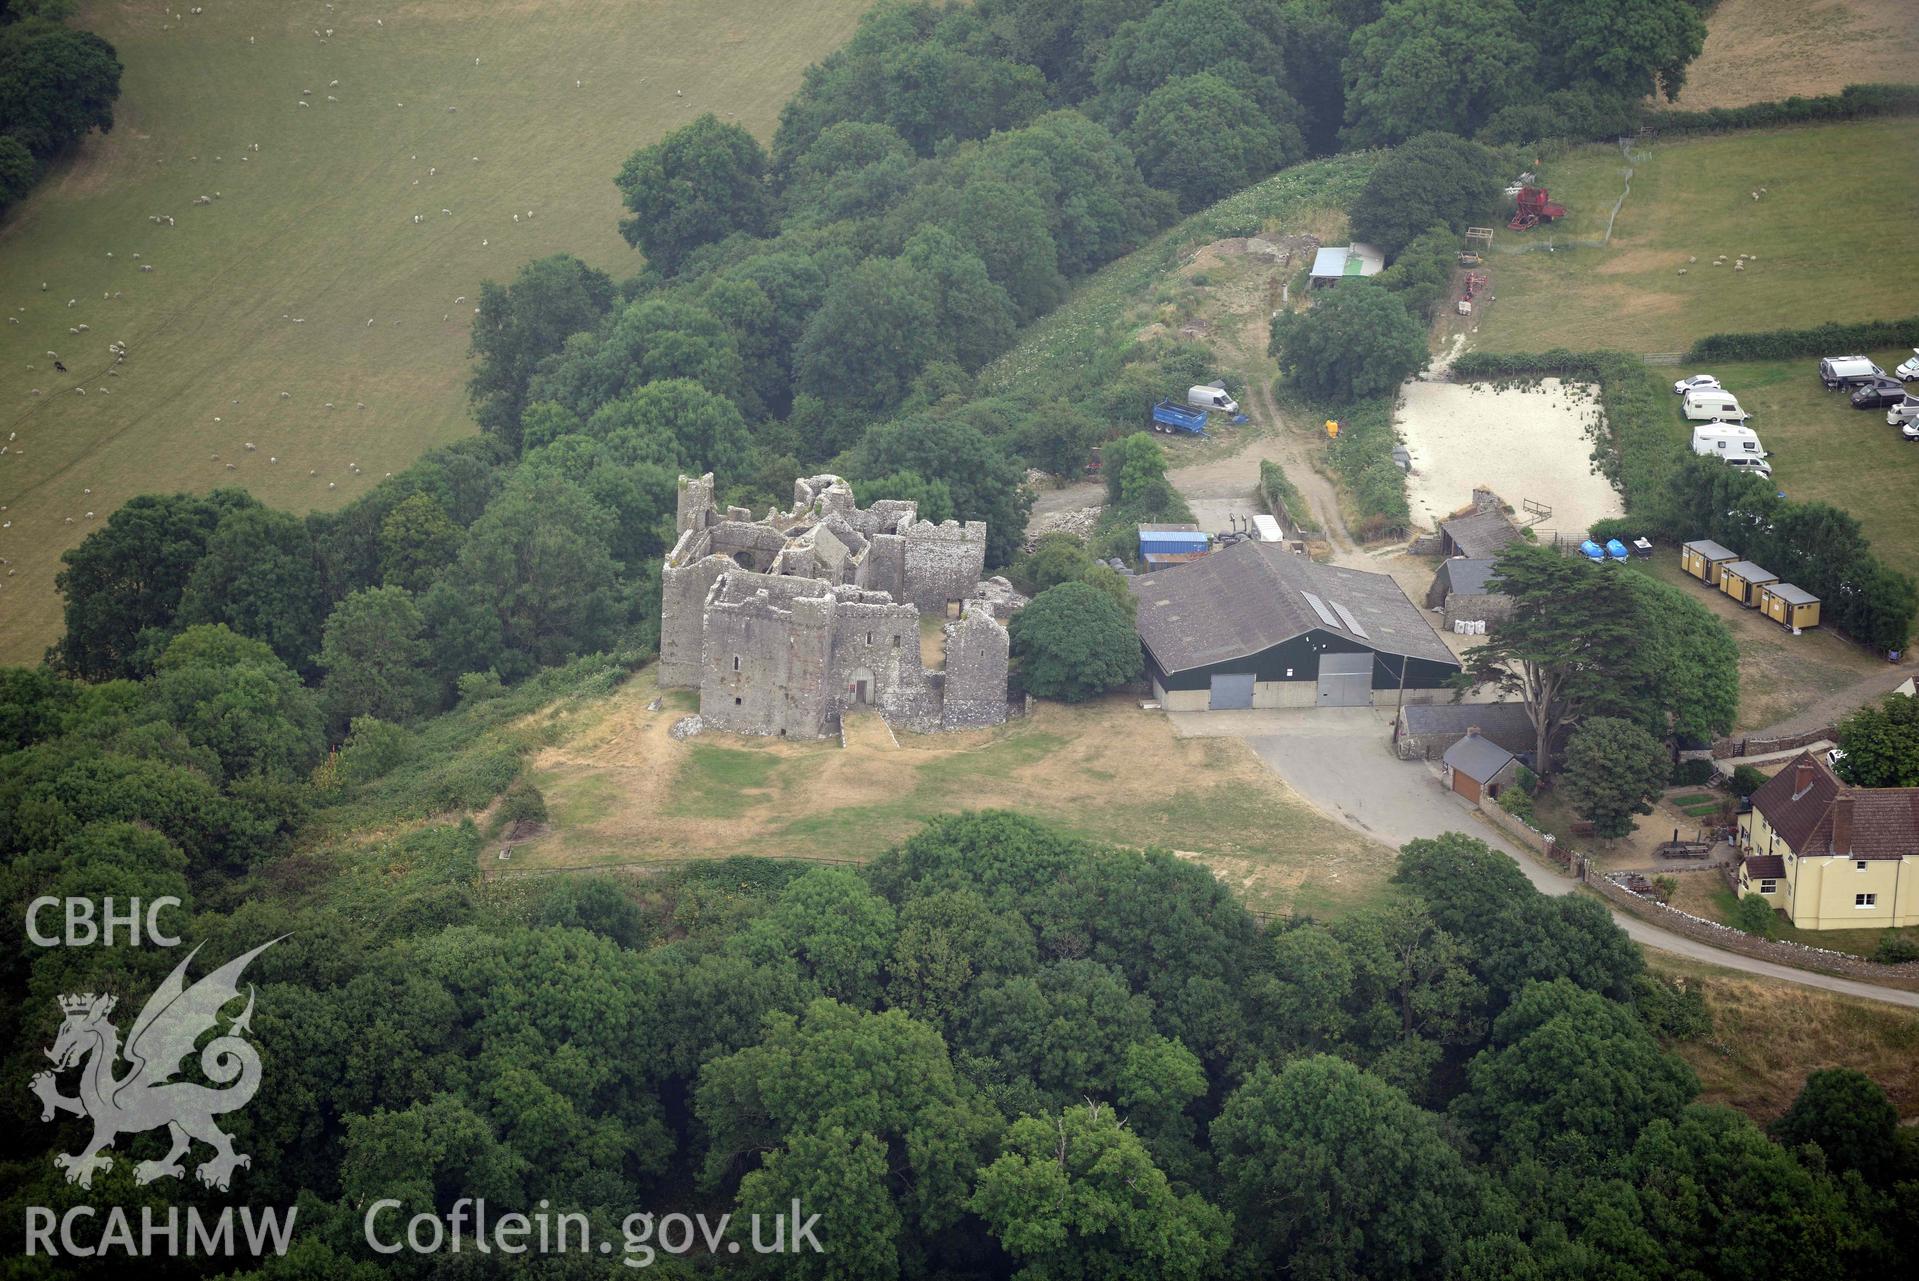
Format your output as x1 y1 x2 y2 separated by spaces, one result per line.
32 939 278 1192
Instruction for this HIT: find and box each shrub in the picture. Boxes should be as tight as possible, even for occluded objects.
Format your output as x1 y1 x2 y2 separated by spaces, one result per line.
1632 972 1712 1040
1585 517 1641 546
1873 934 1919 964
1730 765 1767 798
1269 284 1428 403
1258 459 1317 535
1516 764 1538 796
493 778 549 832
1729 892 1777 938
336 716 414 785
1497 787 1535 822
1651 876 1678 905
1671 759 1715 787
1010 582 1141 703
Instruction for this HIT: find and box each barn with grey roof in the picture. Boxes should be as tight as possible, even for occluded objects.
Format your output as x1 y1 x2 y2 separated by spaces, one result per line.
1129 540 1462 711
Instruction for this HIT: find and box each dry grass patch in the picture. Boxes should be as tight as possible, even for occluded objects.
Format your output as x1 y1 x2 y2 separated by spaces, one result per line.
1672 0 1919 110
1647 952 1919 1124
515 669 1394 917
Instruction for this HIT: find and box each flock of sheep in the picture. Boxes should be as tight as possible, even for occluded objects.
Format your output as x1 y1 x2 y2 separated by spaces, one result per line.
0 5 556 593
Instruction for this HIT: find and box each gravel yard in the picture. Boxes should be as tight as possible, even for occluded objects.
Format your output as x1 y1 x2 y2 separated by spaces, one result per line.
1397 379 1624 538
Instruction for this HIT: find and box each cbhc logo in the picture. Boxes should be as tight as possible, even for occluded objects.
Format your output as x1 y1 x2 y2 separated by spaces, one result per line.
25 898 184 947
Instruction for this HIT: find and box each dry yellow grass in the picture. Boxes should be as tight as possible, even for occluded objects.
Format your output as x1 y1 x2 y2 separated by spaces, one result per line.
1647 952 1919 1123
1672 0 1919 110
515 669 1396 918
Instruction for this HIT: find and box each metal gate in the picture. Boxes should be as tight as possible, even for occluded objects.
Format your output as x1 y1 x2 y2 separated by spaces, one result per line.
1209 673 1255 710
1316 652 1373 707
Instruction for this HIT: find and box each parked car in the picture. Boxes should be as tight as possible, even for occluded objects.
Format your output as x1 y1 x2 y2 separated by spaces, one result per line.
1723 455 1773 479
1888 396 1919 428
1849 376 1907 409
1820 355 1885 389
1673 373 1721 396
1903 419 1919 443
1896 348 1919 381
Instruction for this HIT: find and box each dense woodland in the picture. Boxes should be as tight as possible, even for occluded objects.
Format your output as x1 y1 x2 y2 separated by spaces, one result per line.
6 2 1915 1276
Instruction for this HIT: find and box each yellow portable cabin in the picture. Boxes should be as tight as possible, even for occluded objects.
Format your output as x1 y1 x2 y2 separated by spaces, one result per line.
1680 539 1739 586
1718 560 1778 607
1758 582 1820 631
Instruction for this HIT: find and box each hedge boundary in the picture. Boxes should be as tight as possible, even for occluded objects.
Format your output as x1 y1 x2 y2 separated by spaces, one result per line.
1685 315 1919 363
1644 83 1919 139
1258 458 1319 536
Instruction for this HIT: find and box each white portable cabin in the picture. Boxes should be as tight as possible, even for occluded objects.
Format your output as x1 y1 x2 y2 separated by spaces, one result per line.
1690 424 1764 457
1251 514 1283 542
1682 388 1750 422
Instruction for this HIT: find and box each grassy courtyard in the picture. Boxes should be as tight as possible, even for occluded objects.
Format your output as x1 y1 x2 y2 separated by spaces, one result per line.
518 670 1398 920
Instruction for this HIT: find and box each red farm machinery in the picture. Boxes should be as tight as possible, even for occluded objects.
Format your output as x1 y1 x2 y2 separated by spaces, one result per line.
1507 186 1566 231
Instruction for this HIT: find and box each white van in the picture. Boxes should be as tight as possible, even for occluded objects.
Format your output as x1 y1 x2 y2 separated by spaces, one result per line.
1682 388 1749 422
1187 384 1240 415
1724 455 1773 480
1691 424 1765 457
1819 355 1884 389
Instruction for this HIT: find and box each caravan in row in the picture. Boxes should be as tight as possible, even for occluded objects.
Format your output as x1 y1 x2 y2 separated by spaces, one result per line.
1681 386 1749 422
1691 424 1770 478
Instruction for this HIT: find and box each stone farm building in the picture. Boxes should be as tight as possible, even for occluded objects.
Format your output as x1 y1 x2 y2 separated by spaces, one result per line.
1130 539 1461 711
660 474 1019 739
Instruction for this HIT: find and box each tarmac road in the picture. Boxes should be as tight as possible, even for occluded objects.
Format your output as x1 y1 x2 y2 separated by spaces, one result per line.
1169 706 1919 1009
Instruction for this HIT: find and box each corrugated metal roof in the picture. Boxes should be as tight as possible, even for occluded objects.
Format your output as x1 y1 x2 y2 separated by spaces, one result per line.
1682 539 1739 561
1435 557 1500 598
1440 509 1521 559
1128 540 1460 674
1721 560 1776 581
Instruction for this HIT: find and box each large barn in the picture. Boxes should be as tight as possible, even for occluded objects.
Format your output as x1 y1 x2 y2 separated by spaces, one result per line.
1130 541 1462 711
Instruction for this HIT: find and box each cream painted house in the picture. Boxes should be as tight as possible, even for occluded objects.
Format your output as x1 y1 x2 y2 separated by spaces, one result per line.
1736 753 1919 929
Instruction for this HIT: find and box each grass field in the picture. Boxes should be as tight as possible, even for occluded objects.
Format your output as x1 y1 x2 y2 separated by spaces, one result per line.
1646 951 1919 1123
1670 0 1919 109
0 0 869 664
1471 119 1919 356
1666 350 1919 587
516 669 1398 919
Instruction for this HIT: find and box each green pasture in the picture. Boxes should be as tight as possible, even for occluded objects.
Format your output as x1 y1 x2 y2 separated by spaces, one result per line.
0 0 868 663
1473 119 1919 355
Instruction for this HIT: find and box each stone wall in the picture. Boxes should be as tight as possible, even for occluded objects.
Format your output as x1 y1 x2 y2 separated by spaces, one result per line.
941 603 1012 731
898 519 988 614
1711 727 1835 760
1582 868 1919 982
1442 591 1513 630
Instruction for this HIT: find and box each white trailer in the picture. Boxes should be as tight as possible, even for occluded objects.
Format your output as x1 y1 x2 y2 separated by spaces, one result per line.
1682 388 1750 422
1251 514 1283 542
1691 423 1765 457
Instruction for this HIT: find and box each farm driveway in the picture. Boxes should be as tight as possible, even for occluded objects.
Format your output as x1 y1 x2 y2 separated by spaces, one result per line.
1169 706 1919 1007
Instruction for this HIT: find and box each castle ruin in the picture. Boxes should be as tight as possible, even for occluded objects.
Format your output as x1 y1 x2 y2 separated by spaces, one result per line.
660 474 1019 738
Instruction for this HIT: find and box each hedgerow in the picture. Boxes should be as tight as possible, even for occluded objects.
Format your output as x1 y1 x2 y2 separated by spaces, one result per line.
1685 316 1919 363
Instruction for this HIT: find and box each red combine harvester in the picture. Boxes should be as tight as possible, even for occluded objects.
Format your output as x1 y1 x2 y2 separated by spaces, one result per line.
1507 186 1566 231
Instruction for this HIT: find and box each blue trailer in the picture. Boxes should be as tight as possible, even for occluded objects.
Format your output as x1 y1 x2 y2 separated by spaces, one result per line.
1150 399 1208 436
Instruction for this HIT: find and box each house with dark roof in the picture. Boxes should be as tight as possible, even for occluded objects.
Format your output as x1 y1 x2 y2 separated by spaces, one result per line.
1442 728 1519 804
1393 701 1552 763
1424 557 1513 629
1438 507 1521 560
1736 752 1919 929
1129 540 1461 711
